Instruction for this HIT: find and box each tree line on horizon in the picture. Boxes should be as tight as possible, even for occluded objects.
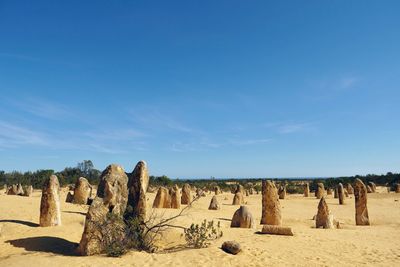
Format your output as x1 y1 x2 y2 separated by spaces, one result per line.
0 160 399 192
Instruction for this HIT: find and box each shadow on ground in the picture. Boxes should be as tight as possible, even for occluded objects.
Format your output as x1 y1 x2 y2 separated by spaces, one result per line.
160 244 191 254
0 220 39 227
216 217 232 222
7 236 79 256
63 211 87 216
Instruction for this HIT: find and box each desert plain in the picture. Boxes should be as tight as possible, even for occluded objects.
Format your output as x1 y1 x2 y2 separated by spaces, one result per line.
0 187 399 267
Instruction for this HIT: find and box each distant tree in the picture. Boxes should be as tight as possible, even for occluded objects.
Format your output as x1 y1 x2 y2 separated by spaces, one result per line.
30 169 55 188
0 170 6 185
56 167 82 186
74 160 101 185
149 175 173 187
77 160 94 176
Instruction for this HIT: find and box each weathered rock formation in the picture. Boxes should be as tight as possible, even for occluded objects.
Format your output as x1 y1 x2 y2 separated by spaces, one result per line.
153 187 171 208
316 197 334 229
230 186 236 194
153 183 182 209
126 161 149 220
232 192 244 205
346 184 354 194
368 182 376 193
214 186 222 195
315 183 325 199
40 175 61 227
354 178 370 226
260 225 294 236
7 184 18 195
196 188 205 197
16 183 24 195
170 185 181 209
367 185 372 193
396 183 400 193
344 188 349 197
235 184 245 196
73 177 92 204
304 183 310 197
278 185 286 199
327 188 333 195
181 183 192 205
208 195 220 210
230 206 254 228
23 185 33 197
78 164 128 256
261 180 281 225
334 187 338 198
338 183 345 205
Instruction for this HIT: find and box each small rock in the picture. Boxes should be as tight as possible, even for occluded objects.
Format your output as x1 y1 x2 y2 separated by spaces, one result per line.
221 241 241 255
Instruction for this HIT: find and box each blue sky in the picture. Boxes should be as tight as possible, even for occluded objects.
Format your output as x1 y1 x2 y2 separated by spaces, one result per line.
0 1 399 178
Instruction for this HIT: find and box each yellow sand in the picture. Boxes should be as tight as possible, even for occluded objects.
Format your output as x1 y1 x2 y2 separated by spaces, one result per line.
1 187 399 266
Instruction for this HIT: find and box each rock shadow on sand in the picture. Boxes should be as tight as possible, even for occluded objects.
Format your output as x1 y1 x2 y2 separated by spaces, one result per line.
7 236 79 256
0 219 39 227
63 211 87 216
216 217 232 222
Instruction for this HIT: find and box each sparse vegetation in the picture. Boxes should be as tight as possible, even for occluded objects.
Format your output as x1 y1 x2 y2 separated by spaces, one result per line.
0 160 100 188
1 160 399 192
99 196 204 257
184 219 223 248
286 183 304 194
96 213 128 257
149 175 173 187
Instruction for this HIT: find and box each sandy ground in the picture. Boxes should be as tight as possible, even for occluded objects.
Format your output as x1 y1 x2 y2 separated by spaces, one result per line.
1 187 400 267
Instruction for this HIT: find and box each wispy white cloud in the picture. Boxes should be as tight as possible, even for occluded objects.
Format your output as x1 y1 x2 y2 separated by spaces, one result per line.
0 52 42 62
128 108 195 133
309 75 359 91
53 129 148 153
0 52 83 68
278 123 311 134
305 75 360 101
170 142 199 152
87 144 129 154
84 129 145 141
264 121 315 134
0 119 148 154
227 138 272 146
339 77 358 89
3 96 72 119
0 121 49 148
169 137 272 152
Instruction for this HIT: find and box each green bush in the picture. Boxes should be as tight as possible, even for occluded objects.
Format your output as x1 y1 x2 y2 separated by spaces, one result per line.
184 220 223 248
